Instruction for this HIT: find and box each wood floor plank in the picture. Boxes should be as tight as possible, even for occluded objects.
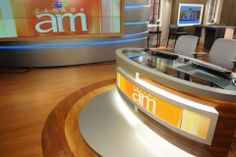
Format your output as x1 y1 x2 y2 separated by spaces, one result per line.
42 79 115 157
0 50 235 157
0 63 116 157
65 84 115 157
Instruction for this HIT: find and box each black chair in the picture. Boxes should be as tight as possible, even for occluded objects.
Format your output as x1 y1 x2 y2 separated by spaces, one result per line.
147 25 162 48
166 25 187 48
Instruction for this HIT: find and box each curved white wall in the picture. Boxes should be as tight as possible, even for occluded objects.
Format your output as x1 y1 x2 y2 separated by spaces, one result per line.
0 0 149 67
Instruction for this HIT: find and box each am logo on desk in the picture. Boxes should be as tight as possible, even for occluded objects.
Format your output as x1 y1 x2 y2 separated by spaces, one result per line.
117 72 211 140
117 72 183 128
132 87 157 114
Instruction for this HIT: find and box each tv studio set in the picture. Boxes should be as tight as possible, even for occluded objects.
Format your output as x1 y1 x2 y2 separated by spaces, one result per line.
0 0 236 157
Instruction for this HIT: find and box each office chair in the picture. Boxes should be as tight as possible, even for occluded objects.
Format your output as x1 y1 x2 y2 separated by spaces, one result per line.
193 38 236 71
208 38 236 71
174 35 199 57
165 35 198 79
166 25 187 48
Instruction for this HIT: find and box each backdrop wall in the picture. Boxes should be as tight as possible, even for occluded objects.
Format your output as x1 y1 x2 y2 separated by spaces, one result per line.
0 0 149 67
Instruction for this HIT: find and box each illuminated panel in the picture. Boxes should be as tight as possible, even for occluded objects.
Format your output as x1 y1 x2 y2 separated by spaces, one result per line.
181 110 210 139
117 73 183 127
117 72 216 143
125 4 149 9
156 98 183 128
0 1 17 38
0 36 147 50
125 21 148 26
0 0 123 39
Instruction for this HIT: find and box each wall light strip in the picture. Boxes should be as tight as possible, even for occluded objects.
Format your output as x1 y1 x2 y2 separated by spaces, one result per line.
0 37 147 50
125 4 149 9
125 21 148 26
124 31 148 37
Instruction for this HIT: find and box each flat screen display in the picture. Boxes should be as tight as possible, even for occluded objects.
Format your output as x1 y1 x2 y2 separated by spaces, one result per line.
177 3 204 26
0 0 124 40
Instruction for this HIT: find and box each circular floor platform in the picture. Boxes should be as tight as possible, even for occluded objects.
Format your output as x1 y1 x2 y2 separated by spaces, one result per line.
79 89 194 157
42 79 236 157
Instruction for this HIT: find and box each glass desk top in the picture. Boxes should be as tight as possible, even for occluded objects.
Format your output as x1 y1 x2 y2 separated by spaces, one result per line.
123 48 236 91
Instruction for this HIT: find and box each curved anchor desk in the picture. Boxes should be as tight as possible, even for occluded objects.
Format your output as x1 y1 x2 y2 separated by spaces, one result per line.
80 48 236 157
116 48 236 156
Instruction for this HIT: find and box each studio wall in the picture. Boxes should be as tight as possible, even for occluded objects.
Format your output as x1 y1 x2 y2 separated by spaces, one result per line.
0 0 149 67
220 0 236 26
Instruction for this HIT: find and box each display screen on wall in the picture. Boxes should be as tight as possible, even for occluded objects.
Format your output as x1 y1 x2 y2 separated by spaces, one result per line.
177 3 204 26
0 0 124 40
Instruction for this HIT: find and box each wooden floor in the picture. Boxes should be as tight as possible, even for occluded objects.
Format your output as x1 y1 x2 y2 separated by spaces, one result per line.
0 47 236 157
0 63 116 157
42 79 115 157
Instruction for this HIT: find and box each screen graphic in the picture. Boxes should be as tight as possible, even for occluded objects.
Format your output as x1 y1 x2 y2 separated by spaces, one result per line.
0 0 123 39
177 4 204 26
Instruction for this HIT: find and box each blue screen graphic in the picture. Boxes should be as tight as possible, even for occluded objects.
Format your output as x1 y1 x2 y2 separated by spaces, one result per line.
178 5 203 25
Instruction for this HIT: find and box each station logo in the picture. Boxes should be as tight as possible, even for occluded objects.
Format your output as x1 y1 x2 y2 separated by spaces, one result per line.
51 0 68 9
1 0 121 38
34 0 88 33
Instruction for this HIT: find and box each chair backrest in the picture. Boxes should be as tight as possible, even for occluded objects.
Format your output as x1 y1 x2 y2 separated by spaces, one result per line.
174 35 199 57
209 38 236 70
169 25 178 35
